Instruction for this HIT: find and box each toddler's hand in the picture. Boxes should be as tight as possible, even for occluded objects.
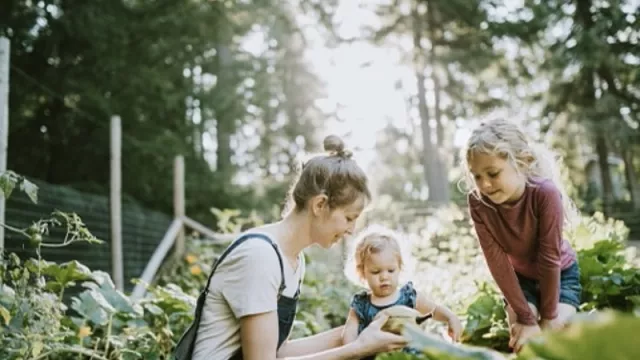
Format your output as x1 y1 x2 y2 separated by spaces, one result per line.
447 315 463 342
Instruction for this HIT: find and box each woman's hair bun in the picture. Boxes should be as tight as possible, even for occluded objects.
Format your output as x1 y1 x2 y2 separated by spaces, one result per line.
323 135 344 152
323 135 353 158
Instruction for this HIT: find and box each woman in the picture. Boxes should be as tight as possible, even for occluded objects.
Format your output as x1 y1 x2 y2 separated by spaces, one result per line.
192 135 408 360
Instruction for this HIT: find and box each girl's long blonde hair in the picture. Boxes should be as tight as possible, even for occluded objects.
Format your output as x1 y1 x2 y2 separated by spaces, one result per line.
459 119 579 227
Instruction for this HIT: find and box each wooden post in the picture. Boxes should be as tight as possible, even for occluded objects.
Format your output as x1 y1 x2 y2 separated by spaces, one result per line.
110 115 123 291
174 155 185 257
0 37 10 249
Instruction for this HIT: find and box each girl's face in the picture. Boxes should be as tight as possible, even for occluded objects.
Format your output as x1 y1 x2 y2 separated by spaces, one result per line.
468 151 527 205
363 249 401 298
311 195 365 249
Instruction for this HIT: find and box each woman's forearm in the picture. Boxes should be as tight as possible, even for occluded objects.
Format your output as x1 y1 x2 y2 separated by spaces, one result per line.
277 326 345 357
277 342 361 360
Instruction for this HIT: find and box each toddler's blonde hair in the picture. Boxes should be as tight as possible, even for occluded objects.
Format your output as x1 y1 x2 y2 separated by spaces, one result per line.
344 224 414 287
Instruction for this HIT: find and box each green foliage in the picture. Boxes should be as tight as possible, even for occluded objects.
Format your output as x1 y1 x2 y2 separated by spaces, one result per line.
0 171 38 204
0 173 196 359
460 285 510 353
516 311 640 360
0 247 195 359
3 179 640 359
376 310 640 360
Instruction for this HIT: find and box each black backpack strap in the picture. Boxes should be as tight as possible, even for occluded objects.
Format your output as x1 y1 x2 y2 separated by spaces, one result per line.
203 233 286 296
172 233 285 360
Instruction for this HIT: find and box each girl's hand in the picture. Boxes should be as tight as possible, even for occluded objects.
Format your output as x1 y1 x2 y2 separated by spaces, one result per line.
446 315 463 342
509 323 541 353
539 317 564 331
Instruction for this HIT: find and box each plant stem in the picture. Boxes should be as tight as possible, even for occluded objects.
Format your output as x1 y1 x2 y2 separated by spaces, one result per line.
104 314 114 357
0 223 29 237
33 348 109 360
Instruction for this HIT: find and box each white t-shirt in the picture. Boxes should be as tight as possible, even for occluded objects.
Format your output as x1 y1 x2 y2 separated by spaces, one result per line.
192 234 305 360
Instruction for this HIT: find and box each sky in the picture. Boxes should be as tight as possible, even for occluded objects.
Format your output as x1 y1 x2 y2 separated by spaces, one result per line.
295 0 528 169
234 0 639 181
299 0 418 168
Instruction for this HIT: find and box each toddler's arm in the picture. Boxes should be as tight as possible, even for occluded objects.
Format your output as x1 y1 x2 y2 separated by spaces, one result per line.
415 292 454 322
415 291 463 341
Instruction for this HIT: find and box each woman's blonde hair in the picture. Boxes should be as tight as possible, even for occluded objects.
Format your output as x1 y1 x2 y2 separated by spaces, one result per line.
459 119 579 226
283 135 371 216
344 224 414 287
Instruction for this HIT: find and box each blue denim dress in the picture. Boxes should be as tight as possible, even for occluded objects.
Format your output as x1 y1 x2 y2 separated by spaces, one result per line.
351 281 423 359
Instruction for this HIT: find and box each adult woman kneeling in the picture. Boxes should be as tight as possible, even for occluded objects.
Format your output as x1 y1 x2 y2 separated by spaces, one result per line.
191 135 408 360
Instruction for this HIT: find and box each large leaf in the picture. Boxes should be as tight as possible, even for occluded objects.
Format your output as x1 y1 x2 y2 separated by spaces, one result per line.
71 289 116 326
0 284 16 308
19 178 38 203
82 271 141 316
517 311 640 360
403 323 507 360
0 171 17 199
27 259 94 292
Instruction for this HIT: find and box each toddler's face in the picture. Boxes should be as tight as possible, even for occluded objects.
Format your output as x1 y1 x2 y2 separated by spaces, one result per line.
363 250 400 298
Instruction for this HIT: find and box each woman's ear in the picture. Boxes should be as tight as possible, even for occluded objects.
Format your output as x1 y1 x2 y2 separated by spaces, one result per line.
309 194 329 217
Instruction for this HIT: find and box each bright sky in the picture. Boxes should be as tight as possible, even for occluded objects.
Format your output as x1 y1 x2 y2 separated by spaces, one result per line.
234 0 639 184
299 0 414 169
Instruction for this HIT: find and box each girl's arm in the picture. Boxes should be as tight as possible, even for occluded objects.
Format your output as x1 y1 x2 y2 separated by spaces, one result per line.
342 308 360 344
240 311 407 360
468 202 537 326
535 182 564 321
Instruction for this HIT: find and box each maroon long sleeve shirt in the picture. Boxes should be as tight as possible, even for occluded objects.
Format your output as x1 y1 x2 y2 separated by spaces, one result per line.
468 178 576 325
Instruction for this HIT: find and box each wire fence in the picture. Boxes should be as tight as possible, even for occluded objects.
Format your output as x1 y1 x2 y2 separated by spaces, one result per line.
3 178 171 293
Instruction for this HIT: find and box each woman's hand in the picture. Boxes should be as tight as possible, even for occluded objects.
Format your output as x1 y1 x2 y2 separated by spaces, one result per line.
354 314 408 357
446 315 463 342
509 323 541 353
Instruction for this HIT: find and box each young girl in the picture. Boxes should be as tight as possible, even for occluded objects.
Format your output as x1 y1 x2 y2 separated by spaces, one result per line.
342 225 463 358
460 119 582 353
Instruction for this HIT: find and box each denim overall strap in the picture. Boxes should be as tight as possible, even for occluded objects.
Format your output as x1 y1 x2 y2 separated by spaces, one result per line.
230 251 305 360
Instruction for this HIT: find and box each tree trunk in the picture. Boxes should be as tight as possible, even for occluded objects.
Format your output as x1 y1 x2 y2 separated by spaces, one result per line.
594 132 614 215
426 0 450 203
622 147 640 210
215 43 234 180
411 3 442 204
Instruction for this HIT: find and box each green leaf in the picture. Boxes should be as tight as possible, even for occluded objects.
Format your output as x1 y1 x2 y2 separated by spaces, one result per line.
30 260 94 292
19 178 38 204
0 305 11 325
71 290 116 326
145 303 164 315
0 172 17 199
31 341 44 357
517 311 640 360
82 271 141 316
0 283 16 308
403 323 506 360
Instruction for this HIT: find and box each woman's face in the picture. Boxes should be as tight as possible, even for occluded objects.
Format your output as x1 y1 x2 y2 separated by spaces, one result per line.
311 195 366 249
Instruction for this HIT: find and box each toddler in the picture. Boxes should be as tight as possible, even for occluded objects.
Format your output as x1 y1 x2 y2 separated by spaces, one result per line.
342 225 463 358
